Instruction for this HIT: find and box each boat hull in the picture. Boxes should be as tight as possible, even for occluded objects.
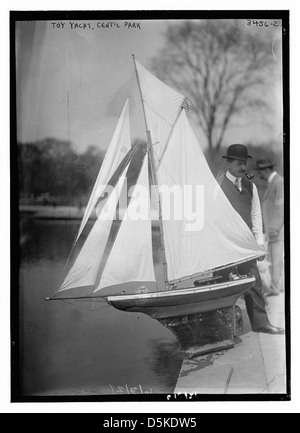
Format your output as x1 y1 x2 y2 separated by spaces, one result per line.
107 277 254 358
107 277 255 319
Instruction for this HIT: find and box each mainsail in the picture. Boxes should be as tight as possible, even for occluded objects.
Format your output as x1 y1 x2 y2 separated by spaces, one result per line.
134 58 264 285
156 110 264 283
135 60 185 167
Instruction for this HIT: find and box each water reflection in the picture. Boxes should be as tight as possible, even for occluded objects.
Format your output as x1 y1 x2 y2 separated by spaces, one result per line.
20 218 78 263
18 218 183 396
146 339 184 390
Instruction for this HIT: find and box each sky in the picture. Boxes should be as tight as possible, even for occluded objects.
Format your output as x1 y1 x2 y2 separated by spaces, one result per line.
15 15 284 155
16 18 170 154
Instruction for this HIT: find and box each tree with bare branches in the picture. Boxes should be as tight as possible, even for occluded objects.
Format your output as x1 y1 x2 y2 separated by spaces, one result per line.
152 20 277 158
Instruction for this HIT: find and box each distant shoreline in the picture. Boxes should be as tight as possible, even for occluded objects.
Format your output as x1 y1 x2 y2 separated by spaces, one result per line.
19 204 161 223
19 204 92 220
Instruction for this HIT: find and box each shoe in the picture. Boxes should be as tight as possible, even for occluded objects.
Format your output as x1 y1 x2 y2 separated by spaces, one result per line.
253 324 285 335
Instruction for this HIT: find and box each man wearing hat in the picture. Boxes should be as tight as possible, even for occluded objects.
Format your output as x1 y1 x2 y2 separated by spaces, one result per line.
255 159 284 296
218 144 284 335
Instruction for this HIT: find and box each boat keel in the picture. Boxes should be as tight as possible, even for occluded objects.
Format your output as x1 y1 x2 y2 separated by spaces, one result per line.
158 305 243 359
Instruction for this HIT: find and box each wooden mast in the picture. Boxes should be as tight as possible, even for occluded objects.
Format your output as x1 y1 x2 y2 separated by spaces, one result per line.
132 54 170 290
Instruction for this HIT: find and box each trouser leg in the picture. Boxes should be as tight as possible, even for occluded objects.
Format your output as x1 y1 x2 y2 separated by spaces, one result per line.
238 261 270 330
268 240 284 294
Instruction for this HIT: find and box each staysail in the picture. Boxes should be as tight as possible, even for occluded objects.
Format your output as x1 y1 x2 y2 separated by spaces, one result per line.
58 99 132 293
95 153 156 291
58 170 129 292
76 99 131 240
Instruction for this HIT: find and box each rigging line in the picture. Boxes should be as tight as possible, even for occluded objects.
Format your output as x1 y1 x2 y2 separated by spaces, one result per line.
132 55 150 133
156 105 185 171
58 299 110 312
156 156 180 186
142 99 174 127
62 298 108 303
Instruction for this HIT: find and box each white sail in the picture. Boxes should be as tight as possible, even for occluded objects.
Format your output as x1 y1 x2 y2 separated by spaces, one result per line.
95 153 156 292
157 111 264 283
58 170 128 292
135 60 185 166
57 59 265 297
76 99 131 240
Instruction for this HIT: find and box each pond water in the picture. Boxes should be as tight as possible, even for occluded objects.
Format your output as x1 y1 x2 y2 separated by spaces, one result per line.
18 218 184 397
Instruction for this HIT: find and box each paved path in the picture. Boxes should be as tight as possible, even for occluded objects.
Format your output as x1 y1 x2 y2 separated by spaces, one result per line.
174 294 287 395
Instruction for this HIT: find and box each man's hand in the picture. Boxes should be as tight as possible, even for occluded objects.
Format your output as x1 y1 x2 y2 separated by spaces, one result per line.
269 228 279 237
257 243 266 261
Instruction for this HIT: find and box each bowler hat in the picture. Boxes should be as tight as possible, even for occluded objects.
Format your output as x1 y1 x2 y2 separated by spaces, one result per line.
222 144 252 161
254 159 275 170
